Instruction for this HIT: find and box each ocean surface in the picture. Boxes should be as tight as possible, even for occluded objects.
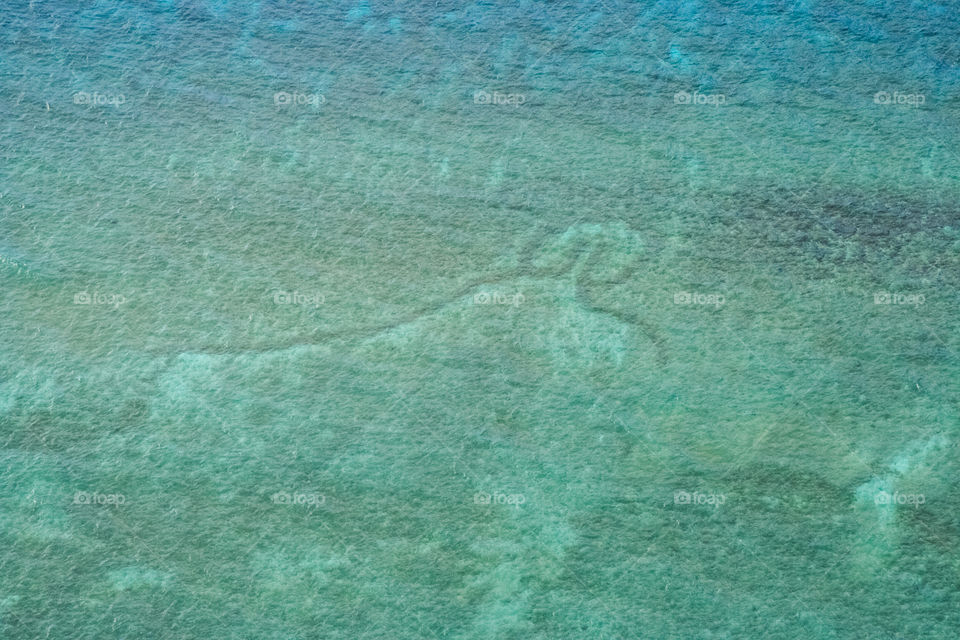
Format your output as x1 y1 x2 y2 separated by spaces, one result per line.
1 1 959 638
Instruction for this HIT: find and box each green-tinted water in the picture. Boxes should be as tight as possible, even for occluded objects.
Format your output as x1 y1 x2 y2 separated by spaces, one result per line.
1 1 958 638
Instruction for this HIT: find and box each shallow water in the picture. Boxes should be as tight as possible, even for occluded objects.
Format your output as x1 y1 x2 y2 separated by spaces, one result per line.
1 1 959 638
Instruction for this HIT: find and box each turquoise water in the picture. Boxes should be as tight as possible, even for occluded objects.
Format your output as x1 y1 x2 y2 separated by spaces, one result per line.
1 1 959 638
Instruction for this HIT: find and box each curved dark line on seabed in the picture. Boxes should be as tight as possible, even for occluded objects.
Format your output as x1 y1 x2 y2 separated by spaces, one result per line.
144 226 669 366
